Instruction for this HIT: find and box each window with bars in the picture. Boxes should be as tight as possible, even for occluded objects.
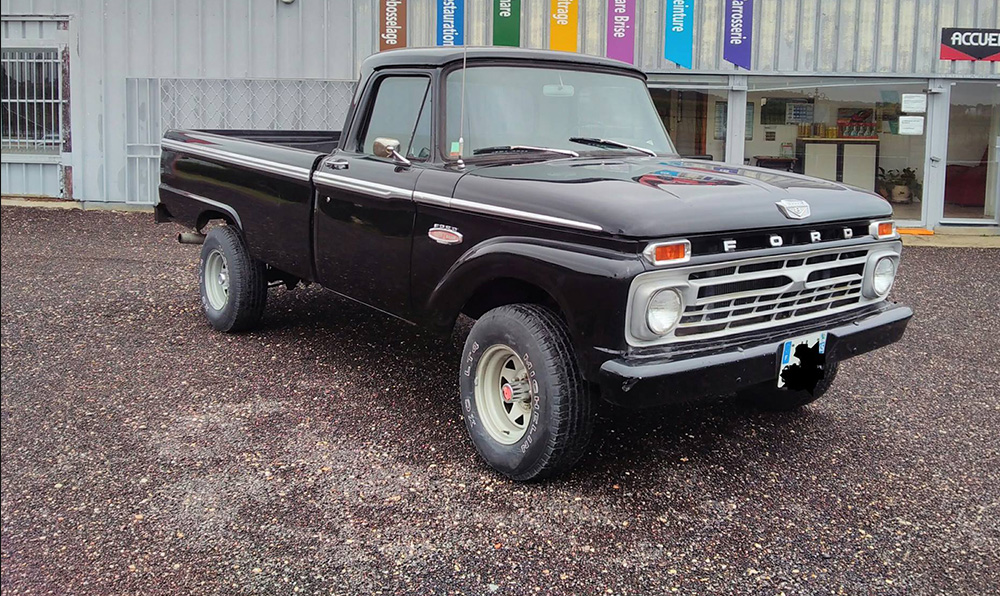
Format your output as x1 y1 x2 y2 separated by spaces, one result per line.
1 48 64 155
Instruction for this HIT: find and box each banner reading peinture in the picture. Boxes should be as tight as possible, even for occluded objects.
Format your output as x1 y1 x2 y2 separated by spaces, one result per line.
606 0 635 64
493 0 521 47
723 0 752 69
663 0 693 68
550 0 578 52
438 0 465 46
380 0 407 51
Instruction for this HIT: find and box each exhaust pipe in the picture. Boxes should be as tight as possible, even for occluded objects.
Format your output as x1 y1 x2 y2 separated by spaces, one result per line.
177 232 206 245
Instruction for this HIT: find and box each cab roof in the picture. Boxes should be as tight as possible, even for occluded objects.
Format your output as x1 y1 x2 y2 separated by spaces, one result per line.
361 46 646 78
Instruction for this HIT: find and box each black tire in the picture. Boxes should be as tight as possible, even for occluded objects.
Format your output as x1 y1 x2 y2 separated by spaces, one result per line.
738 361 840 411
459 304 594 481
198 226 267 332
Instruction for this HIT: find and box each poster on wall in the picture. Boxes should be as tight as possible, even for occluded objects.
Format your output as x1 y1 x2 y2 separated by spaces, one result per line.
493 0 521 47
940 28 1000 61
723 0 753 69
437 0 464 46
664 0 694 68
380 0 407 51
606 0 635 64
550 0 578 52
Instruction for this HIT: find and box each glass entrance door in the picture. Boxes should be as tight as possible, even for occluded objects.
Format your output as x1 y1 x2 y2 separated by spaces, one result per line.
943 82 1000 223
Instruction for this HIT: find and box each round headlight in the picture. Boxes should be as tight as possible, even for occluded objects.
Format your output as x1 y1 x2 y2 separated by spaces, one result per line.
647 289 684 335
872 257 897 296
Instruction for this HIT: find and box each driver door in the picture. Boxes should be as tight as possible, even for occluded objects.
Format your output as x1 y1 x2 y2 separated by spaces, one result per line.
313 74 432 317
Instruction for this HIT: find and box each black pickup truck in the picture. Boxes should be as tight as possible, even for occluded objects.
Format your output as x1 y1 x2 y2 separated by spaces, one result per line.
157 47 911 481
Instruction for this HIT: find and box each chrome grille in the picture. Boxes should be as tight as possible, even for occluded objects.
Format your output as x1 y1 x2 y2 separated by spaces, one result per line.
675 247 868 338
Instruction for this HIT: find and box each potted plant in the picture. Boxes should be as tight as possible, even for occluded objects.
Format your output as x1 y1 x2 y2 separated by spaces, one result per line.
876 167 922 204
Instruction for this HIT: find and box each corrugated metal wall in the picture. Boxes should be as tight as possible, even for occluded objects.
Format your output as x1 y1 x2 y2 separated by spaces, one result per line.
1 0 997 203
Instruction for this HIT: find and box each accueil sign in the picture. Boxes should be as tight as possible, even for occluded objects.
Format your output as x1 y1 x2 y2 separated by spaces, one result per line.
940 28 1000 61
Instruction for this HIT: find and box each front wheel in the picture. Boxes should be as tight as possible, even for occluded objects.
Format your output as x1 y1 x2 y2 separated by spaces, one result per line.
198 226 267 332
459 304 594 481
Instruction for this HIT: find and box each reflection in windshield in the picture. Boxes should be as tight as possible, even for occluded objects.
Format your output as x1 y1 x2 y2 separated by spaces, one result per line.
445 66 677 159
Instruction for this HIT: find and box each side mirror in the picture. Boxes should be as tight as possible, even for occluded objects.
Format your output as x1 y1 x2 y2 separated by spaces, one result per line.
373 137 411 167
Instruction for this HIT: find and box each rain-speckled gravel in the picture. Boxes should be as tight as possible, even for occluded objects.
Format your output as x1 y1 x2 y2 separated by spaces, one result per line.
1 206 998 595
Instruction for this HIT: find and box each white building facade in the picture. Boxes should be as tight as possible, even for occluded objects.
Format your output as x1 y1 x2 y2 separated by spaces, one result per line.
1 0 998 229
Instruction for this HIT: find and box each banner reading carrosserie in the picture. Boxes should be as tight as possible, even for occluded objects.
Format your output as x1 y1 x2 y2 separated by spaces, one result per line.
606 0 635 64
438 0 465 46
494 0 521 47
723 0 753 69
664 0 694 68
940 28 1000 61
380 0 407 51
550 0 578 52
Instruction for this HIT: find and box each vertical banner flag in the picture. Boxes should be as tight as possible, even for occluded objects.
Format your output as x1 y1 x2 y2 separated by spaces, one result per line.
438 0 465 46
606 0 636 64
493 0 521 47
723 0 753 69
550 0 578 52
380 0 407 51
663 0 693 68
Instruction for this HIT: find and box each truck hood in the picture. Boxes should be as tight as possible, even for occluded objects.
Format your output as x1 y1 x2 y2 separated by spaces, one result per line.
454 157 892 238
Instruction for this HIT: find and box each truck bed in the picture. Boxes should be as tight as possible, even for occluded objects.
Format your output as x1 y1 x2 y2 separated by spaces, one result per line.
193 129 341 154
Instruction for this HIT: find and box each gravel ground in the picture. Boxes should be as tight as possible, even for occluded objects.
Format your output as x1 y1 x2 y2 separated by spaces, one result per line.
1 206 998 596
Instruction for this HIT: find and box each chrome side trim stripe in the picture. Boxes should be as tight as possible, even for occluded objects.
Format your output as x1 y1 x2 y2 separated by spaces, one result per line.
312 171 400 199
160 184 243 228
161 138 312 182
413 191 602 232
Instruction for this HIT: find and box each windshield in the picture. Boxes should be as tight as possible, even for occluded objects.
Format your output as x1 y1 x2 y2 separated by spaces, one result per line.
445 65 677 159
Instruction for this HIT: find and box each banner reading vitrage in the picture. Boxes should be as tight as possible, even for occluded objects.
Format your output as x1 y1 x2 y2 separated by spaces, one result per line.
437 0 464 46
380 0 407 51
723 0 752 69
606 0 635 64
493 0 521 47
550 0 578 52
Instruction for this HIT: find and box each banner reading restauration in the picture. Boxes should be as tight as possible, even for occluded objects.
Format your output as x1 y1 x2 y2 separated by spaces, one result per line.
550 0 578 52
437 0 464 46
663 0 693 68
380 0 407 51
723 0 752 69
606 0 635 64
493 0 520 47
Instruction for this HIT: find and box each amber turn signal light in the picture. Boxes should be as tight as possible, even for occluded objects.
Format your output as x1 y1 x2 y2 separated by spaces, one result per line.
869 220 897 240
643 240 691 266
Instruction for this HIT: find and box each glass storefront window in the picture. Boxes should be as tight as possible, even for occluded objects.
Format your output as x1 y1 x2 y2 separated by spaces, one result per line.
745 78 929 222
943 82 1000 222
649 87 729 161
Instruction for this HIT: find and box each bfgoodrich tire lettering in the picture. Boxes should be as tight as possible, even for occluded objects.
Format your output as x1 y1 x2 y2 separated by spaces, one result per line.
460 304 594 481
198 226 267 332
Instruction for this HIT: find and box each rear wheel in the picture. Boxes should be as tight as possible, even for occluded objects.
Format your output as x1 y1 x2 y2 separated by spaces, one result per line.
198 226 267 332
738 361 840 411
459 304 594 481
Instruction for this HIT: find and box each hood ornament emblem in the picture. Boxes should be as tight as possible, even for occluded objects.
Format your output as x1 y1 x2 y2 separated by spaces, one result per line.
776 199 811 220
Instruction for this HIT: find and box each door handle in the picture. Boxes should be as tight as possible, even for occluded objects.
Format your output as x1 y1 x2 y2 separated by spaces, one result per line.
323 158 349 171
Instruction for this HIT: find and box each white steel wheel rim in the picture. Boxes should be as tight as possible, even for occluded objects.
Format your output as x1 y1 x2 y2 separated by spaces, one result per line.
204 249 230 311
475 344 534 445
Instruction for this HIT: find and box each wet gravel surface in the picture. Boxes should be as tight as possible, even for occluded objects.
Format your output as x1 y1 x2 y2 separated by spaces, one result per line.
1 206 998 595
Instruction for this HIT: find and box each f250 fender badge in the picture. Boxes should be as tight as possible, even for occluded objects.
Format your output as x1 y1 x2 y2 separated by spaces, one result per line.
776 199 811 220
428 224 463 245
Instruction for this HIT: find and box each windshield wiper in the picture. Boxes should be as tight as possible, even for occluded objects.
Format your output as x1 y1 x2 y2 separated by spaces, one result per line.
472 145 580 157
568 137 657 157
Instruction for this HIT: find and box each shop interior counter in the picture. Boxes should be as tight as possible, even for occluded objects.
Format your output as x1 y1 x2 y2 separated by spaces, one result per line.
795 138 879 191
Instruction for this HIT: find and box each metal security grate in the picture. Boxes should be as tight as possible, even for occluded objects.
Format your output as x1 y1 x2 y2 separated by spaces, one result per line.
1 48 64 154
125 77 355 205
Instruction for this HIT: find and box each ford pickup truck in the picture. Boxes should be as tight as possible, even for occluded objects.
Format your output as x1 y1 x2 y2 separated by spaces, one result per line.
157 47 912 481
